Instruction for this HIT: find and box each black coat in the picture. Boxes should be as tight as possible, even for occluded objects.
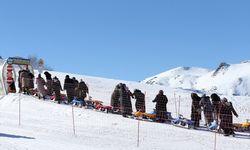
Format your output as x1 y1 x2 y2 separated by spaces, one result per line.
64 77 75 101
75 81 88 100
200 96 213 125
191 93 201 127
133 90 145 112
153 94 168 120
111 88 120 109
119 87 132 115
219 102 238 129
52 78 62 101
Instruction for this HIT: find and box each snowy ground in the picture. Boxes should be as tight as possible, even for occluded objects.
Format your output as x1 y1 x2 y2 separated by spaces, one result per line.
0 71 250 150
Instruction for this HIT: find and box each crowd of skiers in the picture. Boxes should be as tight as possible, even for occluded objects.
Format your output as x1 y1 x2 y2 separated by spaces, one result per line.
191 93 238 136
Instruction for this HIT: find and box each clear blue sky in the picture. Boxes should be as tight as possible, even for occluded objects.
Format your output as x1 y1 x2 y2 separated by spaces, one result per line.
0 0 249 81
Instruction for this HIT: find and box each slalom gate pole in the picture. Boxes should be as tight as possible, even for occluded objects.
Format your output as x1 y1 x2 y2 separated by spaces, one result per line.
178 96 181 116
72 105 76 136
137 120 140 148
18 93 21 126
174 93 177 117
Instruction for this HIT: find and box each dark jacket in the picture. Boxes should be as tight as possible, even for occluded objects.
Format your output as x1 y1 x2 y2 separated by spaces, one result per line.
133 90 145 112
153 93 168 120
64 76 75 101
200 95 213 125
191 93 201 126
75 81 88 100
119 84 132 115
52 77 62 101
110 85 121 109
219 102 238 130
211 93 221 118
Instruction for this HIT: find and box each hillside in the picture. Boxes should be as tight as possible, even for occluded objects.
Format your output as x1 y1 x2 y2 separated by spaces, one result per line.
142 61 250 96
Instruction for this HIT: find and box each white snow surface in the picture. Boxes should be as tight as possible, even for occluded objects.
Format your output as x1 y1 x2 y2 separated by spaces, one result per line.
142 61 250 96
0 70 250 150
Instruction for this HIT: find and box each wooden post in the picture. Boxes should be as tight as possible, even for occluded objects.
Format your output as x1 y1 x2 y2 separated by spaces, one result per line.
72 105 76 136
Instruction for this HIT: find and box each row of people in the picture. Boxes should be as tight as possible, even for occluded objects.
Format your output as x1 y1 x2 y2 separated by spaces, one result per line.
191 93 238 136
18 71 239 136
110 83 169 121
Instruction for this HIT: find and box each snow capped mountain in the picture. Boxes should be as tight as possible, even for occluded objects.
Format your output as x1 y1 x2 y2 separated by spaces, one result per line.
143 61 250 96
142 67 210 89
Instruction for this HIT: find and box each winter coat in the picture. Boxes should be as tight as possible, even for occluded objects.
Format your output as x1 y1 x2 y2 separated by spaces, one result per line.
46 79 53 96
200 96 213 125
133 90 145 112
28 72 34 89
153 93 168 120
119 86 132 115
64 77 75 101
110 87 120 109
52 78 62 101
18 70 23 89
36 77 47 97
75 81 89 100
44 71 52 80
72 78 79 97
20 70 30 89
191 93 201 127
211 93 221 119
219 102 238 130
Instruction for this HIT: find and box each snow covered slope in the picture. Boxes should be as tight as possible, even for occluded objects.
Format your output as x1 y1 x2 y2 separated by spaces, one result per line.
143 67 210 89
0 70 250 150
143 61 250 96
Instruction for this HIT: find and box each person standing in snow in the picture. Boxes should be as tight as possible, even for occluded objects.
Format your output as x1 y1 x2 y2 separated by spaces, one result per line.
211 93 221 122
72 77 79 98
44 71 53 96
75 79 89 101
119 83 133 117
191 93 202 128
219 98 238 136
63 75 75 103
152 90 168 122
199 94 213 126
20 69 30 94
52 76 63 104
133 89 146 113
36 74 47 99
110 84 121 111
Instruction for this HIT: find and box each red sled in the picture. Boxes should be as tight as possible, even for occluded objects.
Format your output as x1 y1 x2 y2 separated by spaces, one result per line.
96 104 113 113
